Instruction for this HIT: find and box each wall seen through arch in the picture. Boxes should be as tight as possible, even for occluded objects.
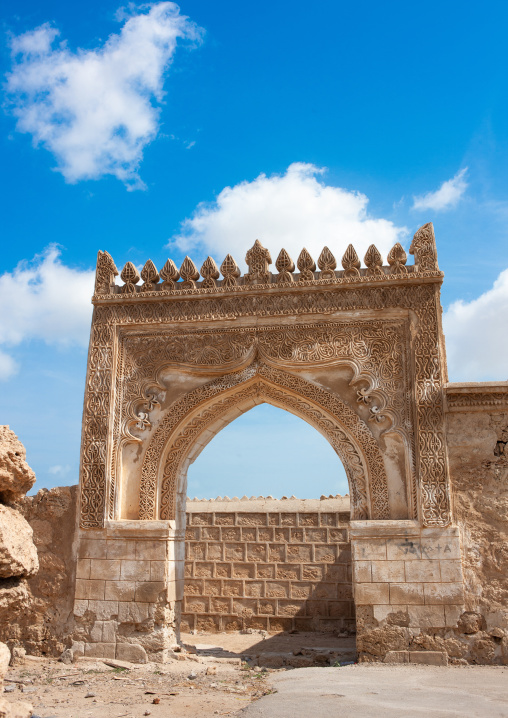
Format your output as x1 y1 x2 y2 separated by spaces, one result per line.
187 403 349 499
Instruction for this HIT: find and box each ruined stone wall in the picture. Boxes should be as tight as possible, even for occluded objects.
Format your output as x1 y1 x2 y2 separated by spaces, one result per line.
0 486 78 656
446 396 508 662
182 497 354 634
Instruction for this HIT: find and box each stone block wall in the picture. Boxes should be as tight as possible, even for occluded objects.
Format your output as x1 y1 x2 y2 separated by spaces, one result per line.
182 497 354 634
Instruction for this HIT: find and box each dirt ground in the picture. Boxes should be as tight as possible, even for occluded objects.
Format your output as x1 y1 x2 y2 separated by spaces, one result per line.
1 632 355 718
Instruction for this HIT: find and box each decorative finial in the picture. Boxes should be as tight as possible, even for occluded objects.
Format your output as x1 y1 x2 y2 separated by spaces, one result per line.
364 245 384 276
140 259 159 291
245 240 272 285
317 247 337 280
94 251 118 295
160 259 180 289
179 256 200 288
409 223 439 272
120 261 140 293
200 256 220 289
297 248 316 281
341 244 361 277
220 254 241 288
387 243 407 274
275 248 295 283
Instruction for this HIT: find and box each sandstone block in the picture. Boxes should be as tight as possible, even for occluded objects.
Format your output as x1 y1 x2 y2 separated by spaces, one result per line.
352 540 387 561
221 528 241 541
421 537 461 560
233 563 256 579
410 651 448 666
386 538 421 561
266 581 289 598
408 605 445 628
424 582 464 605
276 566 299 580
245 581 264 597
150 561 166 581
90 559 121 581
201 527 220 540
371 560 405 583
258 528 274 542
286 545 312 562
106 540 133 560
75 579 105 601
354 582 390 605
404 559 441 583
0 426 36 502
439 560 463 583
353 561 372 582
384 650 409 663
246 544 267 562
84 642 115 659
116 642 147 664
87 600 119 620
390 583 424 605
257 564 275 579
237 513 267 526
0 505 38 578
78 539 107 559
135 540 166 561
373 604 408 623
134 581 165 602
225 543 244 561
241 528 257 541
120 560 150 582
76 558 91 580
118 602 150 624
201 579 220 596
314 545 336 563
290 582 313 599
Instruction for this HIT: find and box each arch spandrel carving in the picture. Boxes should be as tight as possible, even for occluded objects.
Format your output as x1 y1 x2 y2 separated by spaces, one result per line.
138 364 390 522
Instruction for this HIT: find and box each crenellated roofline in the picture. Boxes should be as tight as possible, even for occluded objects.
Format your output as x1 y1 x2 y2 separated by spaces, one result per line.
92 222 442 302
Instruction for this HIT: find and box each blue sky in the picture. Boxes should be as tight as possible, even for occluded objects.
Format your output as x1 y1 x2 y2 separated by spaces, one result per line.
1 0 507 497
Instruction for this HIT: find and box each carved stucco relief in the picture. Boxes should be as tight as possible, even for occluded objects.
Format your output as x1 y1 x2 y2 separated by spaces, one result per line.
138 363 389 521
80 282 450 529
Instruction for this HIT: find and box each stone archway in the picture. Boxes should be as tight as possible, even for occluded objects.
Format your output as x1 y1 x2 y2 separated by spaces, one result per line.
139 363 390 523
74 226 467 664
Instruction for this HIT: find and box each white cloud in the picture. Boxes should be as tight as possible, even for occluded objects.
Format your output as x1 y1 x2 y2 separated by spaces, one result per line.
48 464 71 477
0 350 18 381
443 268 508 381
5 3 202 189
412 168 468 212
0 247 94 380
171 163 408 268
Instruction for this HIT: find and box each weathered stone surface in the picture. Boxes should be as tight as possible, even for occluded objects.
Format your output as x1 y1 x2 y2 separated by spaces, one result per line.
0 698 33 718
0 505 38 578
357 626 409 658
457 611 484 635
0 427 35 503
0 642 10 682
0 487 78 657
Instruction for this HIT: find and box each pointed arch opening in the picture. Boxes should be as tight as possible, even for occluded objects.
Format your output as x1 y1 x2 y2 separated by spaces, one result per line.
138 363 390 525
187 403 349 500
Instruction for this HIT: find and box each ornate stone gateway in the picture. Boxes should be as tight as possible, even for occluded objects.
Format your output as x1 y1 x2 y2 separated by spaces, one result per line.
74 224 467 663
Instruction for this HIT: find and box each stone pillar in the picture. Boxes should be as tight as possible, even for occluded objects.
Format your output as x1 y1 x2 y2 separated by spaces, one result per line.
351 520 465 664
73 521 185 663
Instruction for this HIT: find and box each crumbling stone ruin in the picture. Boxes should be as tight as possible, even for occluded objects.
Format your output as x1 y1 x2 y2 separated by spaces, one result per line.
1 223 507 670
0 427 39 718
